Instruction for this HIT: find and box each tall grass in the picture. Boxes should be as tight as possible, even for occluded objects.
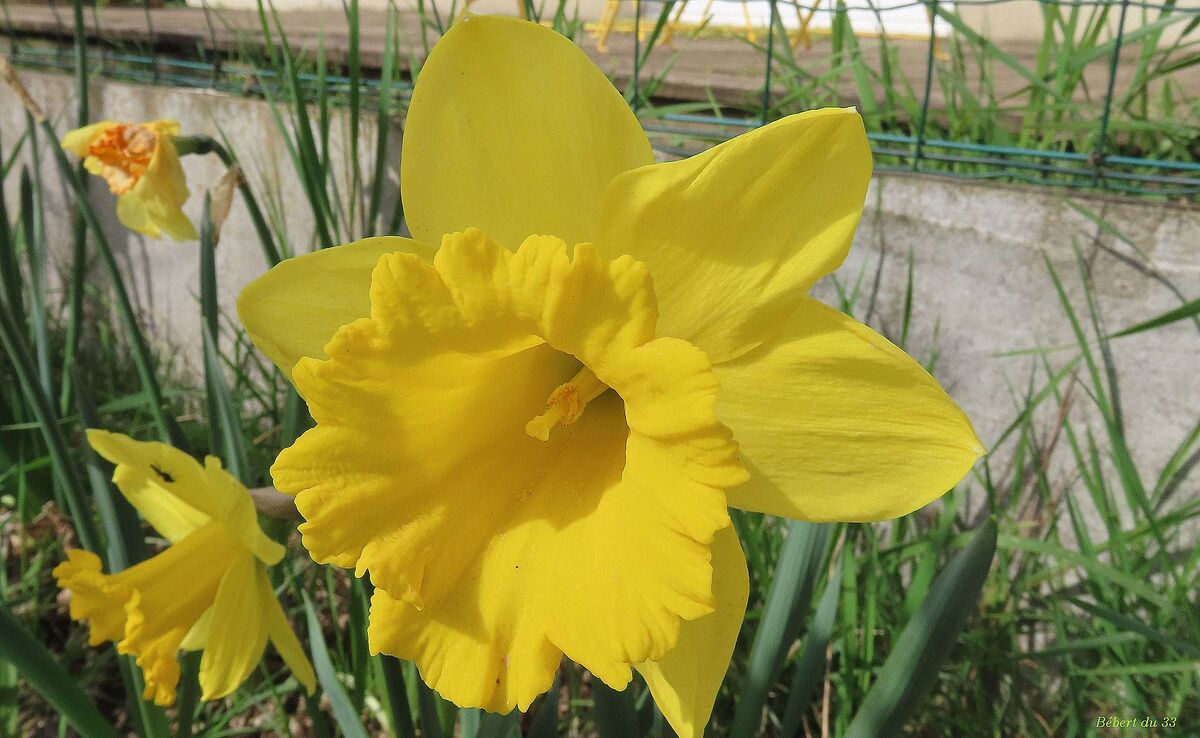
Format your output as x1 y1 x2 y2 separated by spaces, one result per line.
1 2 1199 736
744 0 1200 172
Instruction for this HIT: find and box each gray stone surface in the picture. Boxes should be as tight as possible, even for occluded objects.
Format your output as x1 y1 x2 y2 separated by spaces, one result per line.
3 72 1198 496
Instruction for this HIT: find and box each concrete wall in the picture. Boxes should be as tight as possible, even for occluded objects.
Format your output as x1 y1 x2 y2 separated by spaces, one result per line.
2 72 1198 503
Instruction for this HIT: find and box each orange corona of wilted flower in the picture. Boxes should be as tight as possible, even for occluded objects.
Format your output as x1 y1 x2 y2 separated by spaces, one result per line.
61 119 198 240
54 431 315 706
237 15 983 737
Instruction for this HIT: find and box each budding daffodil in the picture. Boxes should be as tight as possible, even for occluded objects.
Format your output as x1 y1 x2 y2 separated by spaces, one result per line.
54 431 315 705
61 119 198 240
237 15 983 736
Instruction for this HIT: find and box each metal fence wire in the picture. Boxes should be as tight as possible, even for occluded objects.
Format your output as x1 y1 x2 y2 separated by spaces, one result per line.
3 0 1199 198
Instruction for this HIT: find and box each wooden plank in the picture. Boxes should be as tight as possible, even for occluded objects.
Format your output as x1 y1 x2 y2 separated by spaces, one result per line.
1 3 1193 118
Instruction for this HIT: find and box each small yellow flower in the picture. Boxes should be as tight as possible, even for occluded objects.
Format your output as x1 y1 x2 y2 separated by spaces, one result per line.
237 15 983 736
54 431 315 706
61 119 198 241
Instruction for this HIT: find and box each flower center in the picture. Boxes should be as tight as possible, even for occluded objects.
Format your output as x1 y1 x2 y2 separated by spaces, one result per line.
88 124 156 195
524 365 610 441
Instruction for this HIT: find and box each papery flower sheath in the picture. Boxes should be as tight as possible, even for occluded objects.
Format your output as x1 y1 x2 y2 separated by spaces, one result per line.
61 119 198 240
54 431 315 705
237 15 983 736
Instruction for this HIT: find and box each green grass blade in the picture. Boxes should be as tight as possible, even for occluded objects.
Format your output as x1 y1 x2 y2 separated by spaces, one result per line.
1111 297 1200 339
0 305 101 554
998 534 1167 605
71 367 147 572
199 190 249 480
60 0 91 415
731 521 833 738
347 0 362 235
202 137 282 265
367 2 398 233
0 602 119 738
0 156 21 320
843 519 997 738
1069 598 1200 658
302 593 371 738
17 165 50 399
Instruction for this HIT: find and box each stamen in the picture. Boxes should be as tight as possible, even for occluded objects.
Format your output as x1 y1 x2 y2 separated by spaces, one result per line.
87 124 156 195
524 366 609 441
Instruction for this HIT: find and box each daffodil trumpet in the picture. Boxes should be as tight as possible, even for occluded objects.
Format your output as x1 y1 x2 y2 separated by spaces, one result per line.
54 430 316 706
237 14 983 737
61 119 198 241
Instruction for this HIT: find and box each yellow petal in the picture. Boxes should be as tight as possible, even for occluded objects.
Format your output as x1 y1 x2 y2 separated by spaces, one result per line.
716 298 984 521
597 108 872 362
116 190 160 239
637 525 748 738
259 566 316 694
278 232 741 711
198 554 269 701
148 119 183 138
53 549 129 646
61 121 114 156
128 133 197 241
237 236 435 379
201 456 286 565
180 607 214 651
401 15 652 249
86 429 238 542
156 205 199 242
367 536 566 715
112 522 241 705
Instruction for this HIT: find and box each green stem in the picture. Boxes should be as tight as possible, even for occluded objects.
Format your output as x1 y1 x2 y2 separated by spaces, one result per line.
174 134 282 266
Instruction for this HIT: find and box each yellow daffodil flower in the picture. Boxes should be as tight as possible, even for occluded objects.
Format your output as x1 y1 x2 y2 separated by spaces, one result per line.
236 15 983 736
53 430 315 706
61 119 198 241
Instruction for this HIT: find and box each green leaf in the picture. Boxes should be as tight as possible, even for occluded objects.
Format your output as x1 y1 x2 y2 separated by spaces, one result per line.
302 593 371 738
592 679 639 738
459 707 521 738
779 553 844 737
0 602 118 738
843 519 997 738
375 654 419 738
524 671 562 738
730 521 833 737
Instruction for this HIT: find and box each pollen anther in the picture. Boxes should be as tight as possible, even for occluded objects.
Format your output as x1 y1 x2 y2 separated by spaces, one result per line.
524 366 609 441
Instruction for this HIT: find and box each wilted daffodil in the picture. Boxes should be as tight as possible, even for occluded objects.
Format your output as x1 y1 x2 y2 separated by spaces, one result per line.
54 431 315 706
61 119 198 241
237 14 982 737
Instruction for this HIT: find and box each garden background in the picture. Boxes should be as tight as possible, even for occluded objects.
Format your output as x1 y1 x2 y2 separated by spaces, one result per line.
0 0 1198 735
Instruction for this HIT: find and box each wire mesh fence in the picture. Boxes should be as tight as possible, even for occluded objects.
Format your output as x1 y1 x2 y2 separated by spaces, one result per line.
2 0 1198 197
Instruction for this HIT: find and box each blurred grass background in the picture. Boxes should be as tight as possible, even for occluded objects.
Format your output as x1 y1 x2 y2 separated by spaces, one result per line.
1 0 1199 736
